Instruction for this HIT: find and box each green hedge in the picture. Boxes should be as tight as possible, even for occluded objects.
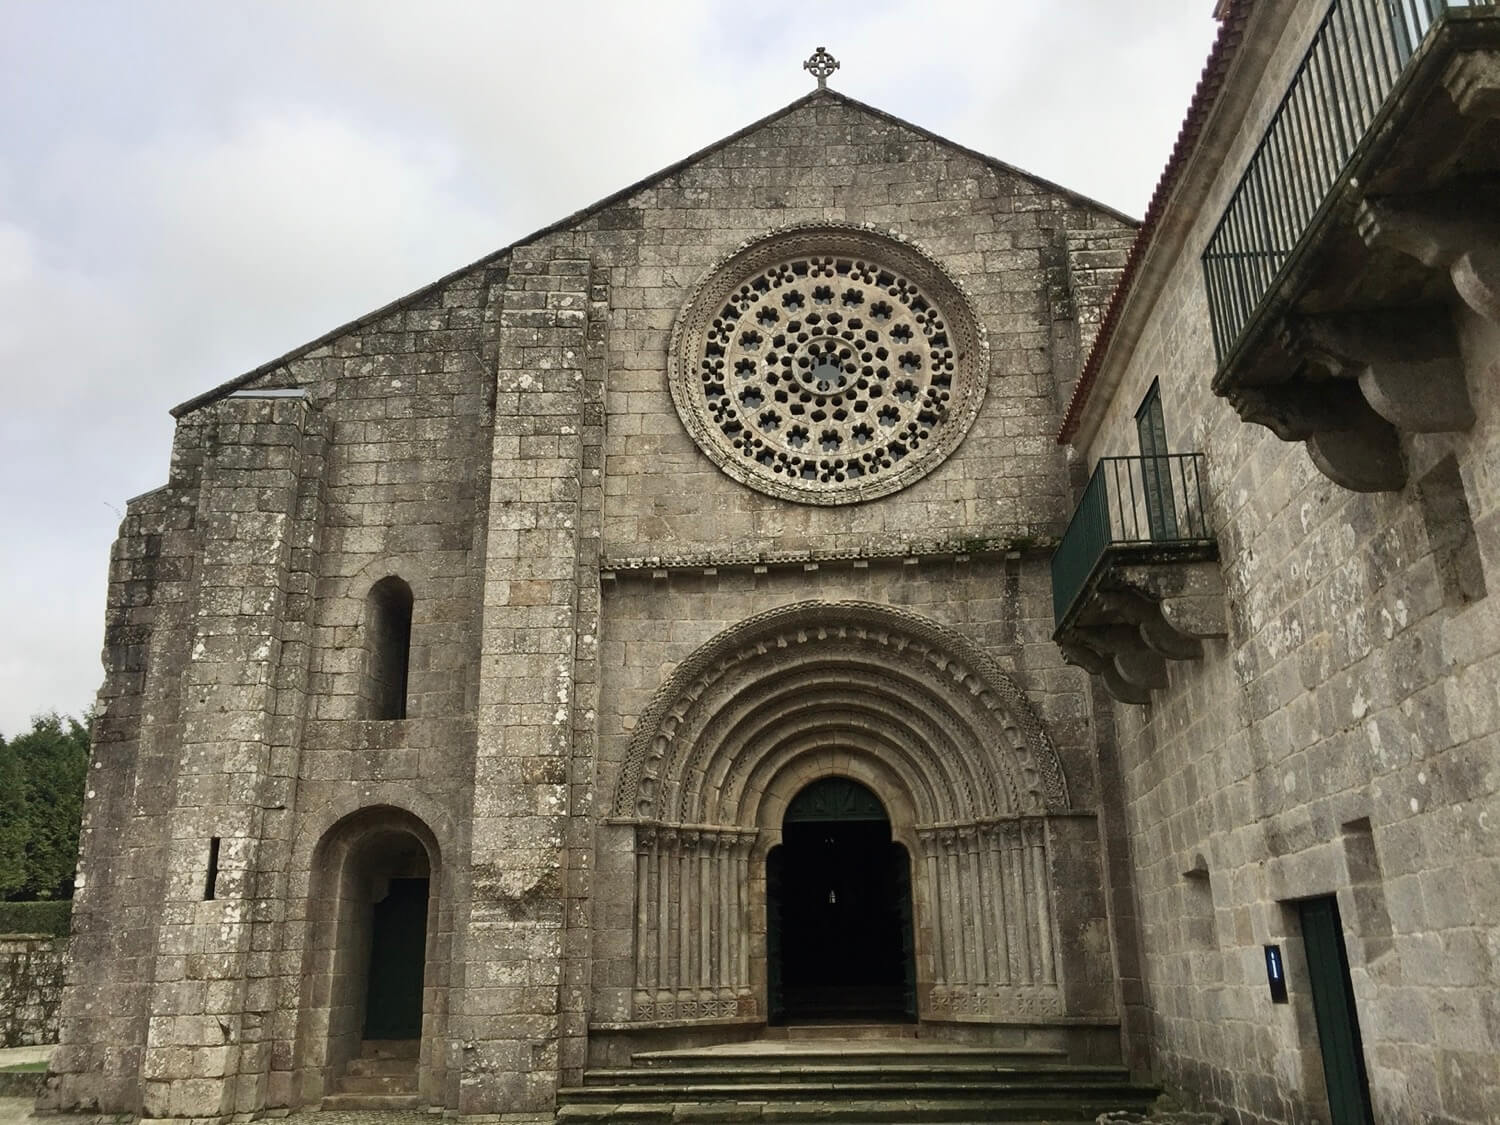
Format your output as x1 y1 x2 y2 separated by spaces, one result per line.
0 899 72 937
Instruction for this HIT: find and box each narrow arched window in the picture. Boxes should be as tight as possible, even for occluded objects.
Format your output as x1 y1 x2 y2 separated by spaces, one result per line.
364 576 413 720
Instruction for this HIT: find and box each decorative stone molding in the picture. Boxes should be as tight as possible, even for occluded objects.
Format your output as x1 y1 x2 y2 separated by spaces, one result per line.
1225 303 1476 493
1286 309 1473 433
669 223 988 505
1356 189 1500 327
612 601 1070 821
1226 380 1407 494
1204 23 1500 496
1443 48 1500 123
1057 562 1227 705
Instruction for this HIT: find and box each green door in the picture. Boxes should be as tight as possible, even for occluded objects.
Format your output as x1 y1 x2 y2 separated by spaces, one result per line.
1298 896 1374 1125
1135 380 1179 540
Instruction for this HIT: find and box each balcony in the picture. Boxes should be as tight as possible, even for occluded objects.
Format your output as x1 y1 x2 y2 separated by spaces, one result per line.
1203 0 1500 492
1051 455 1225 705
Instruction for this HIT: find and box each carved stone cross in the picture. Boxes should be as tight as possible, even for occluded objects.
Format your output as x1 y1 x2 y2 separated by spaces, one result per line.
804 46 839 89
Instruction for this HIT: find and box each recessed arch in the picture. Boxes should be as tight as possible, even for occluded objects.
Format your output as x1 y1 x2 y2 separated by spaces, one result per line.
292 804 446 1108
614 601 1084 1030
613 600 1070 825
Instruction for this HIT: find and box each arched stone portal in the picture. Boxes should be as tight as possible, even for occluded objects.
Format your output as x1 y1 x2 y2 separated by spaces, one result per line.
294 806 444 1104
611 601 1094 1029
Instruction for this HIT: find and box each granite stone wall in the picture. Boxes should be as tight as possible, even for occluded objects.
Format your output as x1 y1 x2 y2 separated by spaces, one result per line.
0 935 64 1048
47 88 1144 1120
1072 2 1500 1121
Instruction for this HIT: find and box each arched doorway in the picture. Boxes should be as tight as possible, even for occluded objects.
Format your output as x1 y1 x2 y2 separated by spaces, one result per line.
361 840 430 1040
296 807 441 1103
611 602 1086 1031
767 777 916 1023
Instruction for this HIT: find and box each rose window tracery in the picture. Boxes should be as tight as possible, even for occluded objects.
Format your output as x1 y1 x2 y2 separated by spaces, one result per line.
669 225 988 504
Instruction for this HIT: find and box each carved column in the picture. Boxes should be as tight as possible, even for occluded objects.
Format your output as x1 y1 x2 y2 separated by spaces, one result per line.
940 829 966 986
979 823 1010 985
919 830 945 992
1026 820 1057 986
960 827 983 985
655 828 676 1011
632 825 657 1016
676 830 697 1011
1000 822 1032 983
735 833 753 1007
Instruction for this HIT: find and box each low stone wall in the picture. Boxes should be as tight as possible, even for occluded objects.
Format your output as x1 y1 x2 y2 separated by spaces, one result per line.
1 934 66 1047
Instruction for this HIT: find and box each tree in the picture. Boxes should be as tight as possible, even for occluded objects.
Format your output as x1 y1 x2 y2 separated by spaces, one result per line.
0 738 26 898
0 713 91 900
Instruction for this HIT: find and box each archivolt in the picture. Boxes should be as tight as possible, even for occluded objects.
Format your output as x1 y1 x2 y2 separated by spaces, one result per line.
612 601 1070 822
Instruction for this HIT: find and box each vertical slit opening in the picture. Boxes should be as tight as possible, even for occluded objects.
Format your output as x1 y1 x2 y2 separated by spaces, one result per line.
205 837 221 901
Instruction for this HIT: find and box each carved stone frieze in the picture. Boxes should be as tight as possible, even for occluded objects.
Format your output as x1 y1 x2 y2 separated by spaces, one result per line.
1058 561 1227 705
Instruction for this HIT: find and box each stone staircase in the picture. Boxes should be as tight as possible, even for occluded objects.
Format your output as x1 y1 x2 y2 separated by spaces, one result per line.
322 1038 422 1111
555 1028 1158 1123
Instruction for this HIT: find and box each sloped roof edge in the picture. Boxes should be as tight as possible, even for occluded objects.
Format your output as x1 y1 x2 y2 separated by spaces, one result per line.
174 86 1136 418
1056 0 1252 444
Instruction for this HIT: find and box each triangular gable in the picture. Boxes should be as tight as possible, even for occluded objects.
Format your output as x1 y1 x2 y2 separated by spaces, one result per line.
174 87 1138 418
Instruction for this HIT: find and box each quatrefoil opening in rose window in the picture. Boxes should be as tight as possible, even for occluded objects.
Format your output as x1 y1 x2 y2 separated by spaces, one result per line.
668 225 989 505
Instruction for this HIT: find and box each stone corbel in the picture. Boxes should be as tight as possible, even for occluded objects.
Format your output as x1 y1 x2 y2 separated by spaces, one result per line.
1356 188 1500 326
1059 562 1228 705
1285 309 1473 433
1060 637 1154 706
1443 49 1500 122
1114 562 1228 644
1227 380 1406 493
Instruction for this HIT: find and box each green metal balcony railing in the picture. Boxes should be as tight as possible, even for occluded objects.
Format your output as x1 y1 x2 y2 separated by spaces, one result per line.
1202 0 1492 365
1051 454 1213 631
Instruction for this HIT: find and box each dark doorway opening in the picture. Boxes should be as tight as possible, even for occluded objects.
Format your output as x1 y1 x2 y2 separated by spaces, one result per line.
363 876 430 1040
1298 895 1375 1125
767 777 916 1024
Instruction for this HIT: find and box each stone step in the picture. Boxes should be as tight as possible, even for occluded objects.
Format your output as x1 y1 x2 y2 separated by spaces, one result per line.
631 1047 1069 1069
321 1092 425 1111
556 1093 1156 1123
358 1037 420 1059
769 1023 921 1041
559 1078 1151 1104
586 1064 1133 1085
345 1054 420 1078
335 1073 421 1095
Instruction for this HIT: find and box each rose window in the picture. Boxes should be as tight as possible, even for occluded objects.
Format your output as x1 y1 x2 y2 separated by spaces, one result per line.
669 225 988 504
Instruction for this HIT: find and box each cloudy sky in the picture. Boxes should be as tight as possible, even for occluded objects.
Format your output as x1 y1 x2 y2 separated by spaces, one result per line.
0 1 1220 738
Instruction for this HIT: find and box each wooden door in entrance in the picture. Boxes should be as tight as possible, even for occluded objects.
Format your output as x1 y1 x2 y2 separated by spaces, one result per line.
767 778 916 1024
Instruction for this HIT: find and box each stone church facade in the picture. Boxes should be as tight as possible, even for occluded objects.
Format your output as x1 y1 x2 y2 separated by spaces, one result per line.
43 4 1500 1124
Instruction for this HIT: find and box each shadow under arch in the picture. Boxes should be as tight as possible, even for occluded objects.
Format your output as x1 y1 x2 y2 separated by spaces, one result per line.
292 805 447 1109
765 775 918 1025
